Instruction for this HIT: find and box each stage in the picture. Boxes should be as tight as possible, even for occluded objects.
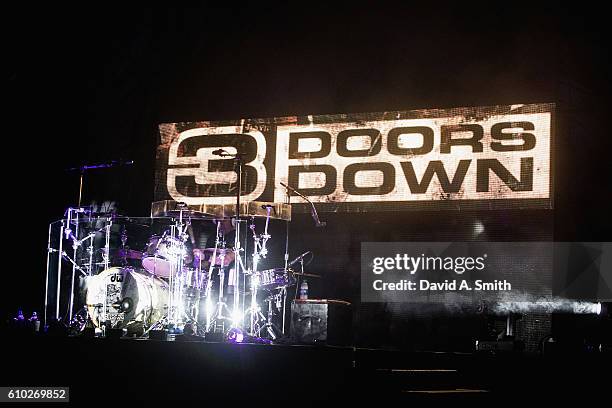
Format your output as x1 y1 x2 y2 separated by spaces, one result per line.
1 335 609 404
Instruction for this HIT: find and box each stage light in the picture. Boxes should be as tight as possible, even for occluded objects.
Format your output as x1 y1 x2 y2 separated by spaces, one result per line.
231 309 243 327
226 327 244 343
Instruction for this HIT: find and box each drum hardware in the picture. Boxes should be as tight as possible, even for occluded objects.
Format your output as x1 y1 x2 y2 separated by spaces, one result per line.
60 251 89 277
245 206 273 336
52 159 133 329
205 149 248 331
67 306 89 334
66 159 134 207
166 211 192 329
150 197 294 338
46 196 304 340
204 221 232 333
257 292 284 340
208 263 232 334
230 152 245 331
134 207 197 333
277 180 323 333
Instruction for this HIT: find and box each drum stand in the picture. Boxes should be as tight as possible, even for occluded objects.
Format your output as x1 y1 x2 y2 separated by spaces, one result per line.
45 207 109 329
245 208 272 336
208 253 232 333
203 222 226 332
256 292 283 340
142 210 191 334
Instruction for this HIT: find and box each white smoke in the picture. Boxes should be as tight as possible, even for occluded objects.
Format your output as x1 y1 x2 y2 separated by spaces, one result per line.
492 293 600 315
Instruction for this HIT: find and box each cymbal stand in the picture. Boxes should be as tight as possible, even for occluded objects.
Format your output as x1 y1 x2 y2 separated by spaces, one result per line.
167 210 190 330
281 186 291 334
64 208 97 325
209 250 231 333
219 149 246 329
189 247 205 326
245 207 272 336
204 221 223 332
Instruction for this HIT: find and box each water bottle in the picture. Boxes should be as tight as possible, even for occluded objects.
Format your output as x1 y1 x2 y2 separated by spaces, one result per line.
299 280 308 300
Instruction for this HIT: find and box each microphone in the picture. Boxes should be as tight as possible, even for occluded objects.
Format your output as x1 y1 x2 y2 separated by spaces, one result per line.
114 160 134 166
288 251 312 267
261 204 275 211
279 181 299 196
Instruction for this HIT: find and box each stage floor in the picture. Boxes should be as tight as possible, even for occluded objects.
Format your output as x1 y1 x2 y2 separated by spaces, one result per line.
1 335 609 404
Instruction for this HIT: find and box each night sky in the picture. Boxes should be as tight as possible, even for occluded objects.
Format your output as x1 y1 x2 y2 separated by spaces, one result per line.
4 4 611 321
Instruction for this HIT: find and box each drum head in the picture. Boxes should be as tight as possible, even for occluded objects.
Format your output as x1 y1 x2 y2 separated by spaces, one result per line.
142 256 172 278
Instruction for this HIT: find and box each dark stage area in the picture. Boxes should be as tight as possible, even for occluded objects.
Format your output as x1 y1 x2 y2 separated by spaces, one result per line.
1 335 610 404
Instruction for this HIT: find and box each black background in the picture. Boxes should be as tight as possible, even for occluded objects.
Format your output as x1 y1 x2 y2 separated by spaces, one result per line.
4 4 611 349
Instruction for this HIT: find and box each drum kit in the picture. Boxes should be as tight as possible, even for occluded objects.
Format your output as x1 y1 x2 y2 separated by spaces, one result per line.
45 199 320 341
46 156 323 341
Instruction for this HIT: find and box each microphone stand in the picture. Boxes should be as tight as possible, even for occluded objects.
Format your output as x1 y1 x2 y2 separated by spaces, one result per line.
282 188 291 334
227 152 245 328
66 160 134 207
279 182 326 228
210 149 247 329
61 159 132 330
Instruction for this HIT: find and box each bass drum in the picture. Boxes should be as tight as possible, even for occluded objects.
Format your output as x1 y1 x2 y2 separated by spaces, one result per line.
86 267 168 329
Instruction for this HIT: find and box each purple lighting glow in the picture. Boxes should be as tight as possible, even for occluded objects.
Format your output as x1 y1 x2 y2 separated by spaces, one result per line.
227 327 244 343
